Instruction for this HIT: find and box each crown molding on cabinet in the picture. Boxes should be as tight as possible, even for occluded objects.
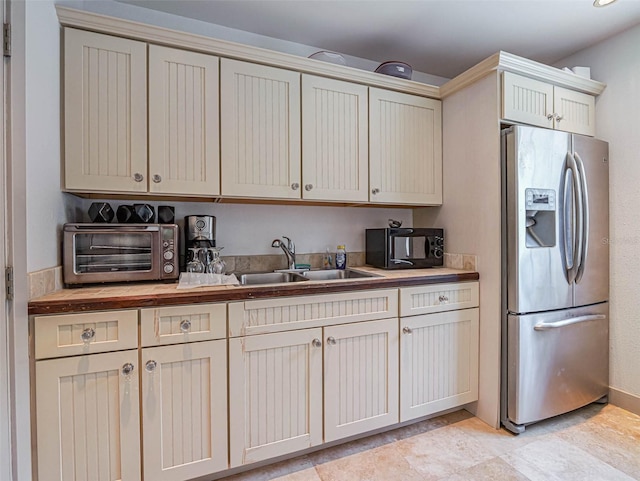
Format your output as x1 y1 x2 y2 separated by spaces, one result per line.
440 51 606 98
55 5 440 99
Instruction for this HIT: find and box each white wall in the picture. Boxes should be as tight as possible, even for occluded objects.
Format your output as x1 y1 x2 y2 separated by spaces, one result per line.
557 25 640 400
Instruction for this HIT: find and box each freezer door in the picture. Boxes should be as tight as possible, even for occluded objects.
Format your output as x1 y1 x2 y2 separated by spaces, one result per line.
572 135 609 306
506 126 573 313
507 303 609 426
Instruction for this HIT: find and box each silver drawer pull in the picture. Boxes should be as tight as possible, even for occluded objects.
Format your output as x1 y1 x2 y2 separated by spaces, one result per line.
145 360 157 373
291 183 300 190
133 173 144 182
327 336 337 346
438 295 449 303
312 338 322 348
402 327 413 334
121 363 135 377
81 327 96 343
180 319 192 333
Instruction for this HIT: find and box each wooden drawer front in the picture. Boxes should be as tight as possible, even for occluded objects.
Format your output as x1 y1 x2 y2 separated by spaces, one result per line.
140 304 226 347
400 282 479 317
228 289 398 337
34 310 138 359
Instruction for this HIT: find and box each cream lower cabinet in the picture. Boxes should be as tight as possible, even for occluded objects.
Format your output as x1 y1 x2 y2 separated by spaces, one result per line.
35 349 141 481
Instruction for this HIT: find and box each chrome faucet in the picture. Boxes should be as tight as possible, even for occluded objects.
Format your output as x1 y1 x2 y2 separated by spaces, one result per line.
272 236 296 270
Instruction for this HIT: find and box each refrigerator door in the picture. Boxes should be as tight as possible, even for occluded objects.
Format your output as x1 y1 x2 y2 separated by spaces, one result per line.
572 135 609 306
507 303 609 427
506 126 573 314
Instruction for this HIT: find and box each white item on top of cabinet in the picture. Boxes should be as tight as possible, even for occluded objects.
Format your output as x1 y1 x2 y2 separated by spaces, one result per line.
399 282 480 317
64 28 148 193
140 303 226 347
34 309 138 359
148 45 220 196
369 87 443 205
141 340 228 480
502 72 595 136
220 58 301 199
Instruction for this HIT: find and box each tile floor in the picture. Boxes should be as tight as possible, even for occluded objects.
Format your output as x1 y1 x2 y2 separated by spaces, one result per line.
221 404 640 480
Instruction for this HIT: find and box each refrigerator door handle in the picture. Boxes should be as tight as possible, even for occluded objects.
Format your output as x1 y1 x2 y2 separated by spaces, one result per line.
533 314 606 331
562 163 575 275
574 152 590 283
566 153 583 284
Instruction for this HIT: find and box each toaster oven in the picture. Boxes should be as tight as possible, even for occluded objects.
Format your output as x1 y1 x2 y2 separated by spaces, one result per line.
365 228 444 269
63 223 179 285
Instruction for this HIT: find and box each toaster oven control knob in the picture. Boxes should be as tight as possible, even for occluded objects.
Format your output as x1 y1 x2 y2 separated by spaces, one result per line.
436 236 444 247
163 264 174 274
163 250 174 260
433 248 444 259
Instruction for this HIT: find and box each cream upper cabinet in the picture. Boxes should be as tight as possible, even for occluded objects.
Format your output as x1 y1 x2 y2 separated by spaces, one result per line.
220 58 301 199
148 45 220 196
301 75 369 202
35 350 141 481
502 72 595 136
369 88 443 205
64 28 148 193
141 340 228 481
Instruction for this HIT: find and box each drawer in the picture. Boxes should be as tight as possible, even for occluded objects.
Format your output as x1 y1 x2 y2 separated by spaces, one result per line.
228 288 398 337
400 282 479 317
140 303 226 346
34 310 138 359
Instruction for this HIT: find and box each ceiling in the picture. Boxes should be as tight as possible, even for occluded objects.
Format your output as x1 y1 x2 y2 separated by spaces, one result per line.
114 0 640 79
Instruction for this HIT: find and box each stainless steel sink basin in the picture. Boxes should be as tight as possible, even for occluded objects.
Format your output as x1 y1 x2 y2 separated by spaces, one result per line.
301 269 381 281
238 272 309 285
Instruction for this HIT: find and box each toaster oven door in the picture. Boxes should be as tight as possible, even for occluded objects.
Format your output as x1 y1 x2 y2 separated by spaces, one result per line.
392 236 427 261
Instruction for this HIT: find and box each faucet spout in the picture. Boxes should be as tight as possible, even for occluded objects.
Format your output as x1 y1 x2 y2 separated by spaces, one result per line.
272 236 296 269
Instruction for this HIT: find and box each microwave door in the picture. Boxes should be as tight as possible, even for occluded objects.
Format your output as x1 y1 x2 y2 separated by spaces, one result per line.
392 236 426 264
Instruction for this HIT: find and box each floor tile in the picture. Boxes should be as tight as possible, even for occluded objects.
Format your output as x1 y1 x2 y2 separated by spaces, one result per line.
439 457 532 481
222 456 320 481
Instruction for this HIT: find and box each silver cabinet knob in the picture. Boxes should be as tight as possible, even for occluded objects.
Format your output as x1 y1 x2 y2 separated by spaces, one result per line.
81 327 96 343
555 115 563 122
121 363 135 376
305 184 313 191
312 338 322 348
547 113 555 121
180 319 191 333
438 295 449 303
327 336 337 346
403 327 413 334
291 183 300 190
152 174 162 183
145 360 157 373
133 173 144 182
371 188 380 195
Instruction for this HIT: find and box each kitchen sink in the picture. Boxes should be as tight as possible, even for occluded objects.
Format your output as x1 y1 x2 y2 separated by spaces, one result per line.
301 269 382 281
238 272 309 285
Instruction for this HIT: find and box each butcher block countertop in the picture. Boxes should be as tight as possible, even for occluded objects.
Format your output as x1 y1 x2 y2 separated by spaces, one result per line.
28 266 479 315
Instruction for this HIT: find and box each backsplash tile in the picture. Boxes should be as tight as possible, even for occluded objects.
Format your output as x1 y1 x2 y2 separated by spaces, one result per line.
444 253 477 271
28 266 63 300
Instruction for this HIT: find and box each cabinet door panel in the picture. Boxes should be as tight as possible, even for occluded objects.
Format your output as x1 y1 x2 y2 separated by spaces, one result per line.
221 59 301 199
369 88 442 205
302 75 368 201
36 350 141 481
141 340 228 480
64 28 147 193
400 308 479 422
502 72 554 129
148 45 220 195
554 86 595 136
324 318 399 442
229 329 322 467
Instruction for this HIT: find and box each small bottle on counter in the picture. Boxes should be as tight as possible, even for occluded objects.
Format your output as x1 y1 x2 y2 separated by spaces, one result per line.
335 245 346 270
322 248 333 269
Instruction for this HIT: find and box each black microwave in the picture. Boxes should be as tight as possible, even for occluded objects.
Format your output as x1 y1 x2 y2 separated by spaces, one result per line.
365 228 444 269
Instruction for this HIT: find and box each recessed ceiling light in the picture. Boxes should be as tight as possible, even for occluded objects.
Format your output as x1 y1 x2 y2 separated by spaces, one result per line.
593 0 618 7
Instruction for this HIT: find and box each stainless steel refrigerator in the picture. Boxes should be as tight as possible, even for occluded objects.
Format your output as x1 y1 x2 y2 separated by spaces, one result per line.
501 125 609 434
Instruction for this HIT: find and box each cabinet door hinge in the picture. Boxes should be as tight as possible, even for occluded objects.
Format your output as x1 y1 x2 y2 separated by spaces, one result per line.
3 23 11 58
5 266 13 301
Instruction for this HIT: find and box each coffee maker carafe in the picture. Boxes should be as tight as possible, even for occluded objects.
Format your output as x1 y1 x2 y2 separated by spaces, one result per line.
184 215 216 263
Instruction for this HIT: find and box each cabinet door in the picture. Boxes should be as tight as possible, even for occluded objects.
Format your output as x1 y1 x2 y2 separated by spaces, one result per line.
148 46 220 195
369 88 442 205
553 86 595 136
502 71 554 129
141 340 228 480
324 318 399 442
64 28 148 193
36 350 141 481
229 329 322 467
302 75 368 202
400 308 479 422
221 59 301 199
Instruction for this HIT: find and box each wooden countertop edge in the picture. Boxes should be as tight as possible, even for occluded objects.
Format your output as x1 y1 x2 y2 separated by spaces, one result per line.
28 271 479 315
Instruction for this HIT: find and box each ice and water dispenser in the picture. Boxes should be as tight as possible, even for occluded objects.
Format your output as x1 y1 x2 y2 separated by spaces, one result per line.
525 188 556 248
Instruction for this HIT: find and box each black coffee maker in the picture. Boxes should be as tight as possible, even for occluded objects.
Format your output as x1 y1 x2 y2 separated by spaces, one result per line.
184 215 216 263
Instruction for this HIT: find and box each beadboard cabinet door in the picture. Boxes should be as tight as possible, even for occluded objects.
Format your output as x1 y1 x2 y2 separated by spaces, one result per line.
228 329 323 467
35 350 141 481
141 340 228 481
369 88 442 205
400 308 479 422
324 318 399 442
148 46 220 196
64 28 148 193
221 59 301 199
301 75 369 202
553 85 595 136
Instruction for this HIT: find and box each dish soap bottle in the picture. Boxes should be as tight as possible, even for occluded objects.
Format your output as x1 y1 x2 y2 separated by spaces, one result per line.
322 248 333 269
336 244 346 270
